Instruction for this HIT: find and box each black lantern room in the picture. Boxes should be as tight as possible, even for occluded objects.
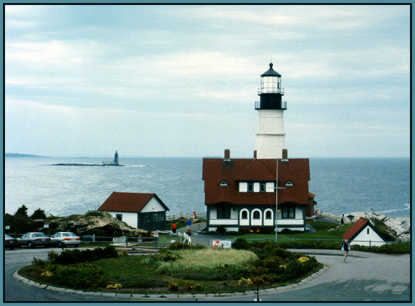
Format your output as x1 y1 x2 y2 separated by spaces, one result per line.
255 63 287 110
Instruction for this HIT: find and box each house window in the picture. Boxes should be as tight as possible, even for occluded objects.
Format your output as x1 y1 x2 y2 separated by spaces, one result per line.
260 182 266 192
285 181 295 187
247 182 254 192
217 207 231 219
282 207 295 219
253 211 260 219
367 228 370 235
265 210 272 220
219 180 228 187
116 214 122 221
241 211 248 219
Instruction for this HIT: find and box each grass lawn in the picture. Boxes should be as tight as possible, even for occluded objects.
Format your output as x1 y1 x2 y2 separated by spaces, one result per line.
230 222 353 241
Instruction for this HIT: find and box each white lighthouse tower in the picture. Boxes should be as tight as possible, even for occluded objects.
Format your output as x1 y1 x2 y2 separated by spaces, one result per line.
255 63 287 159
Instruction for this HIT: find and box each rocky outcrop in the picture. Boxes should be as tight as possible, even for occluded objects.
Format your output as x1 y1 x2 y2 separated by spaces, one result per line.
47 211 136 236
318 211 410 242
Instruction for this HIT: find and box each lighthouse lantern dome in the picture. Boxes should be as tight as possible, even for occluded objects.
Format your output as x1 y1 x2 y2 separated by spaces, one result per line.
260 63 282 94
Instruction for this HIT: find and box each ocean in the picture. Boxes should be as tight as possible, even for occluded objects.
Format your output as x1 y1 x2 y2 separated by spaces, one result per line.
4 156 410 219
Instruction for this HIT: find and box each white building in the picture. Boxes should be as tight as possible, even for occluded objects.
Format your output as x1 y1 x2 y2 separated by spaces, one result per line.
98 192 169 231
343 217 386 247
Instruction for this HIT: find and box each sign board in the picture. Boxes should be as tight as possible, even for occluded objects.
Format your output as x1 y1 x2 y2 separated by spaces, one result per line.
152 231 159 238
212 240 232 249
43 224 49 229
113 236 127 244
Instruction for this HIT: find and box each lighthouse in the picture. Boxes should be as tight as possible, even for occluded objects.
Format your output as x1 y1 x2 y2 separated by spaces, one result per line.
255 63 287 159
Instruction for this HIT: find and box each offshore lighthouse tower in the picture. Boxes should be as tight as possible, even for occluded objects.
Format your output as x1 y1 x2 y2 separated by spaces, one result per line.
255 63 287 159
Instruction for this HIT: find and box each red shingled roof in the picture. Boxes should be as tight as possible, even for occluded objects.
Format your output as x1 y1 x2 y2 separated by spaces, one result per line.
343 217 369 241
202 158 311 206
98 192 168 213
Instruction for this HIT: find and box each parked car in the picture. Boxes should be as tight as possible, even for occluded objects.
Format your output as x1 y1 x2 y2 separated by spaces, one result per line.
5 234 18 250
18 232 53 248
50 232 81 247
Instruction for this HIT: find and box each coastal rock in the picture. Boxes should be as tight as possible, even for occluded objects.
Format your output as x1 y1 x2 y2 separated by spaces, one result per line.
319 211 410 241
48 211 136 236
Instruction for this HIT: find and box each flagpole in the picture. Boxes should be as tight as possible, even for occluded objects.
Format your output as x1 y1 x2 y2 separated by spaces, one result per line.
275 159 278 241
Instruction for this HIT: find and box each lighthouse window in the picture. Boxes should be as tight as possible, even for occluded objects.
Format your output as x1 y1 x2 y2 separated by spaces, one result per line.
282 207 295 219
219 180 228 187
265 210 272 220
253 211 260 219
260 183 266 192
241 211 248 220
217 207 231 219
247 182 254 192
284 181 295 187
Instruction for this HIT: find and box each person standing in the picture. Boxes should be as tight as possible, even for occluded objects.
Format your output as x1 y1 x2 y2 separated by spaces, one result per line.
341 239 350 263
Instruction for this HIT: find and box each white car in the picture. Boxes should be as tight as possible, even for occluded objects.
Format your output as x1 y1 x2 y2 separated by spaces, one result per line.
51 232 81 247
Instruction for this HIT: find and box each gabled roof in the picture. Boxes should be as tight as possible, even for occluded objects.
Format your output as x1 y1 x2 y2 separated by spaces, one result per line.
343 217 374 241
202 158 311 206
98 192 169 213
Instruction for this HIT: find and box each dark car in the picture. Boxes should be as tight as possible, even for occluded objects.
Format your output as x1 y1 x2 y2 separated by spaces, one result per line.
18 232 53 248
5 234 18 250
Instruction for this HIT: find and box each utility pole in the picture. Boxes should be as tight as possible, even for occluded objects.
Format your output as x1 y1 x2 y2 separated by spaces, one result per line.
275 159 286 241
275 159 279 241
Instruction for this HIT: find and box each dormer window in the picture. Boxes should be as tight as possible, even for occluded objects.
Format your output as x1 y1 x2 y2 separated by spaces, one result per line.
219 180 228 187
284 181 294 187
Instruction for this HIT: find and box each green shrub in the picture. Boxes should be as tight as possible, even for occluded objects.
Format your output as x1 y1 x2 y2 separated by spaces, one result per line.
49 246 118 265
48 263 105 289
351 242 409 254
232 238 250 250
168 242 206 250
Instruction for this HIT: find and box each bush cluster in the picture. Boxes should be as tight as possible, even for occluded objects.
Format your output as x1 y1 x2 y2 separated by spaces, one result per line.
43 263 105 289
168 242 206 250
351 242 409 254
232 239 321 284
49 246 118 265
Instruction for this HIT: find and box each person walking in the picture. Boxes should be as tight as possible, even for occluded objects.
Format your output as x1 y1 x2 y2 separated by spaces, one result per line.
341 239 350 263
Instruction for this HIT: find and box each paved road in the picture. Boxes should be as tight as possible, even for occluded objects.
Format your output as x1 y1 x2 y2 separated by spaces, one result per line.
5 246 410 302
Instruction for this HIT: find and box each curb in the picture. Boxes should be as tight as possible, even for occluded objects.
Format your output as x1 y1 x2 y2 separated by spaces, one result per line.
13 264 328 300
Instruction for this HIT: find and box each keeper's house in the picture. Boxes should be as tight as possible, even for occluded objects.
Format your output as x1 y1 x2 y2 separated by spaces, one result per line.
202 149 316 233
98 192 169 231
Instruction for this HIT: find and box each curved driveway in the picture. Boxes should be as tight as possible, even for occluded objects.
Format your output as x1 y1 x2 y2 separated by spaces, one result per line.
5 247 410 302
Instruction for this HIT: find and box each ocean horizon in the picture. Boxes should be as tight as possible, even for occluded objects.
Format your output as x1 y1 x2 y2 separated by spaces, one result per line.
5 156 410 219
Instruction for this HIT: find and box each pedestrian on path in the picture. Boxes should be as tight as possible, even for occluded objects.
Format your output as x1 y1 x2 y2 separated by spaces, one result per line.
341 238 350 263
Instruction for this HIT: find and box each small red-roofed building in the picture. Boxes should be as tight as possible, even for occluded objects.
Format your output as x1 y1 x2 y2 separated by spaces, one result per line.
343 217 386 247
98 192 169 231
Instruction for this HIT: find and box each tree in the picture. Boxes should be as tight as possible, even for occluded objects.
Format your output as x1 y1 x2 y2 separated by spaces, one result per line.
31 208 47 220
15 205 28 218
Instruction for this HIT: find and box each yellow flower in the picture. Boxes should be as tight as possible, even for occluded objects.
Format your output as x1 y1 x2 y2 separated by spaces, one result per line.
279 264 287 269
106 283 122 289
297 256 310 263
41 271 53 277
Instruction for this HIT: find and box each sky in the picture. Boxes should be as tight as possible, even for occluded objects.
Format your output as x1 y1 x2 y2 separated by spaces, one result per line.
5 5 410 158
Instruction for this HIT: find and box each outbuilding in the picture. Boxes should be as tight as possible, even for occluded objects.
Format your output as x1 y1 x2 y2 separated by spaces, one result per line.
343 217 386 247
98 192 169 231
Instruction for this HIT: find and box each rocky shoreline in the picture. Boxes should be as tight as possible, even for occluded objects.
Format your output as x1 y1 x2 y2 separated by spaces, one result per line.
317 211 410 241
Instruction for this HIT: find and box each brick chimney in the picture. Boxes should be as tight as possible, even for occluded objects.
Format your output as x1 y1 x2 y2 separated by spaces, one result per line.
282 148 288 160
253 150 257 159
224 149 230 161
